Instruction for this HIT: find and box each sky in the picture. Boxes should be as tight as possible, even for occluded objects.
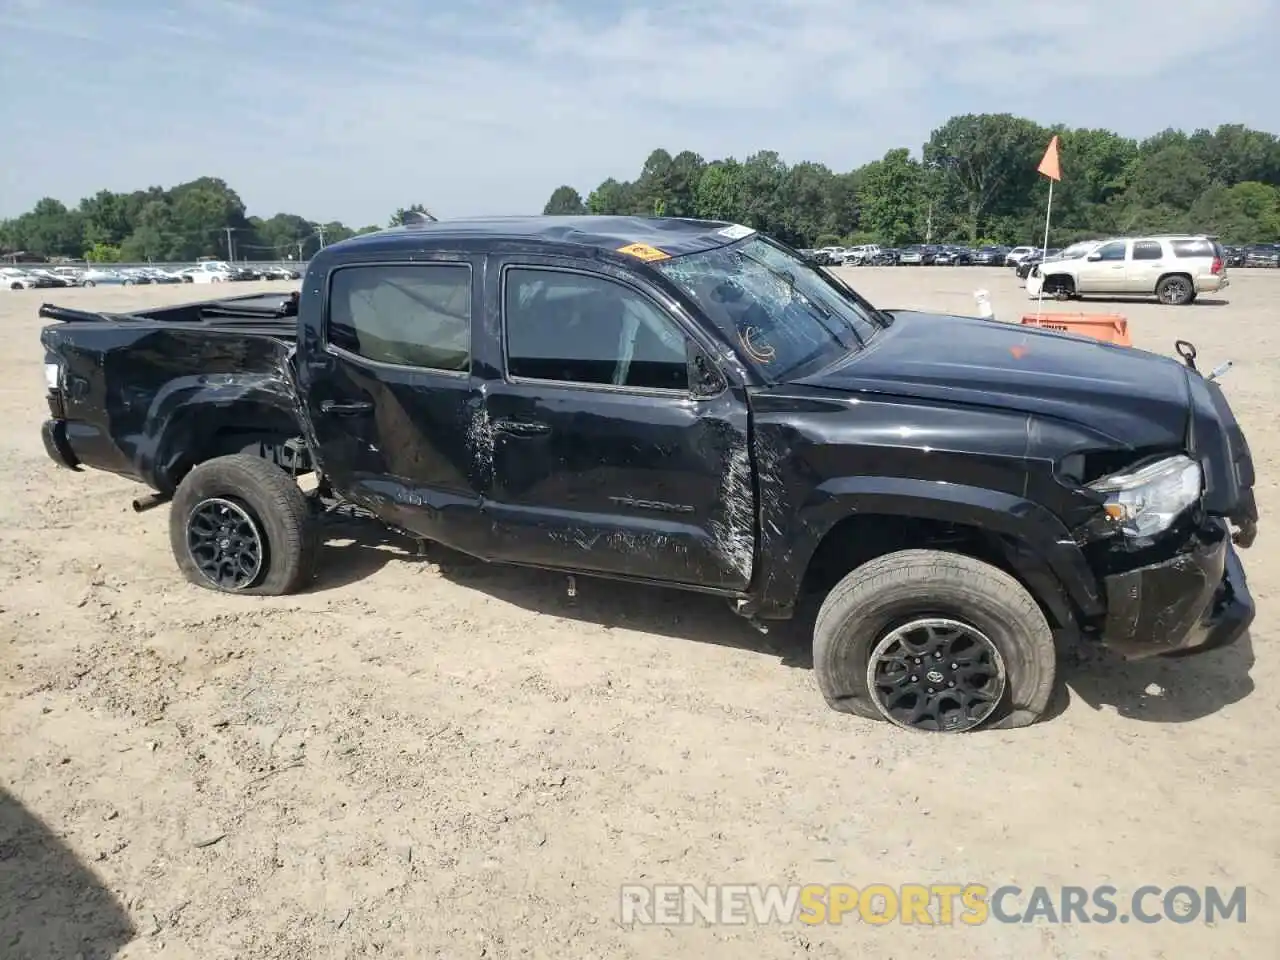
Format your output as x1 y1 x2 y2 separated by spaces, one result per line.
2 0 1278 226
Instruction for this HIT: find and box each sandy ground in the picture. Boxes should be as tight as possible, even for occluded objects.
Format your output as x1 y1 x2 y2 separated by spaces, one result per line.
1 268 1276 959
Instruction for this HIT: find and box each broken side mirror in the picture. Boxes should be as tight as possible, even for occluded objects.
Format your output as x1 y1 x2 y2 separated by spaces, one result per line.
687 342 726 399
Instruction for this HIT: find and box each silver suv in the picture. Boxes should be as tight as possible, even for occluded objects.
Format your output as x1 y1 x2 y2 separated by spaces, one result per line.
1028 235 1228 305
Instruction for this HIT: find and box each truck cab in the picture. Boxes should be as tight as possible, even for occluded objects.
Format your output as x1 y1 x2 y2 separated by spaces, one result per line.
37 217 1259 735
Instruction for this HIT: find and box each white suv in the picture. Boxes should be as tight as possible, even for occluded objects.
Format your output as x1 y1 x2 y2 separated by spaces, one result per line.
842 244 881 265
1005 246 1037 266
1027 235 1228 305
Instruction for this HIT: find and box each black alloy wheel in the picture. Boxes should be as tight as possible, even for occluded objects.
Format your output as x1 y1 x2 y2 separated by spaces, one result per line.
185 496 265 590
865 617 1007 733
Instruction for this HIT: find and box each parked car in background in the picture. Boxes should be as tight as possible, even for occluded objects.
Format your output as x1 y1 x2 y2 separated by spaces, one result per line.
51 267 85 286
842 245 882 265
1005 246 1037 266
869 247 899 265
932 246 974 266
1242 243 1280 267
262 264 302 280
2 267 40 289
1014 249 1064 280
142 268 186 284
898 245 926 265
972 246 1008 265
27 268 73 287
1027 235 1227 305
185 261 236 283
80 268 141 287
1222 246 1246 268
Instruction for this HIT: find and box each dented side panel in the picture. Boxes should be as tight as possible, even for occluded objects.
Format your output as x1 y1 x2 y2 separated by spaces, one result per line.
478 380 755 590
41 322 299 492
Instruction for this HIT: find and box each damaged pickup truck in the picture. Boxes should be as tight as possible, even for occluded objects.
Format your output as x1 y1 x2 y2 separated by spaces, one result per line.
38 216 1259 734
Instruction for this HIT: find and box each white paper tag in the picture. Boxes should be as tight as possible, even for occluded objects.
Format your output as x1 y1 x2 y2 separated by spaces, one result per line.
717 224 756 240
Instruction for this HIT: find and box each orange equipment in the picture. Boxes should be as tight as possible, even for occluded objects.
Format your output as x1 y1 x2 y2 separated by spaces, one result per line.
1019 313 1132 347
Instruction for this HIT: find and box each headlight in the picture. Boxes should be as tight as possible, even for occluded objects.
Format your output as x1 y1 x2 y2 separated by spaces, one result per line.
44 362 61 391
1088 454 1202 537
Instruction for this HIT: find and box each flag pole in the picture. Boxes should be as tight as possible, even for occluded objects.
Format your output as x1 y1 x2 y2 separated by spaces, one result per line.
1036 178 1054 318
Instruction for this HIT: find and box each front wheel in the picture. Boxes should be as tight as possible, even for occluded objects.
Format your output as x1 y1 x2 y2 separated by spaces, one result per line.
169 454 318 595
812 550 1056 732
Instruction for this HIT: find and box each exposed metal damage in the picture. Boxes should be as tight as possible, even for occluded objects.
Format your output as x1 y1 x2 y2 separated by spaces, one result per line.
710 432 755 583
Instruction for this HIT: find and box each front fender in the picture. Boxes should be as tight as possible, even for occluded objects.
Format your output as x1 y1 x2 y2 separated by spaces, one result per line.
756 474 1103 623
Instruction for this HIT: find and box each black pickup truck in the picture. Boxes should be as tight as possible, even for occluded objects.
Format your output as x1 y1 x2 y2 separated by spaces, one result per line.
38 216 1258 734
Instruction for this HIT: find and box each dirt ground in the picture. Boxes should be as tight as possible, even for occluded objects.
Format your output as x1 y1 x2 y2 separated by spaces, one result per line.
1 267 1276 959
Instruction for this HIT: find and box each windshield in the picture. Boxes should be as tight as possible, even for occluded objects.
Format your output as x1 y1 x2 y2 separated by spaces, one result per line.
656 236 884 379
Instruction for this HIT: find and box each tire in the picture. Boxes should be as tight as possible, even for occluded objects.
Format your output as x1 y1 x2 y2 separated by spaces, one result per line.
1156 274 1194 305
813 549 1056 732
9 282 20 290
169 454 318 596
123 279 134 286
1042 274 1075 300
82 280 95 287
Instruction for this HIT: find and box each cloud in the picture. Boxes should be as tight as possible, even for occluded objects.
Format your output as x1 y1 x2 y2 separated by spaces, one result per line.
1 0 1276 224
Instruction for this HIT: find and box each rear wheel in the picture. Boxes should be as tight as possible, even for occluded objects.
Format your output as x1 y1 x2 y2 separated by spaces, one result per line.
169 454 318 595
1156 274 1195 305
813 549 1056 732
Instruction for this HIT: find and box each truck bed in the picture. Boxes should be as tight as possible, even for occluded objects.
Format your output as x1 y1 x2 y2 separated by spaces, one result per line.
40 291 303 492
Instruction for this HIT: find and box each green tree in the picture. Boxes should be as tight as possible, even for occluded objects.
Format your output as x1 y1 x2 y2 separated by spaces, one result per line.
586 178 633 215
858 149 924 245
542 186 587 215
389 204 434 227
694 161 744 221
925 114 1048 241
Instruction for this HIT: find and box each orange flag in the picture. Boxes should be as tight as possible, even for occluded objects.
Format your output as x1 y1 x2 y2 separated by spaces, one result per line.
1037 135 1062 181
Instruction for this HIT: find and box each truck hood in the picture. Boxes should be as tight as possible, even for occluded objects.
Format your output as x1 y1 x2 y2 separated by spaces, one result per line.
795 310 1190 448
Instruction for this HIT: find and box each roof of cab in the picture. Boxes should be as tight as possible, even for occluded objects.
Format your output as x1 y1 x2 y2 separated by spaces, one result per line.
329 215 756 261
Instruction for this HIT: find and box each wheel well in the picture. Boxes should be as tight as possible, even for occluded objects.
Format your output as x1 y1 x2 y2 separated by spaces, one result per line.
801 513 1072 629
1157 271 1193 287
1042 273 1075 293
162 405 310 492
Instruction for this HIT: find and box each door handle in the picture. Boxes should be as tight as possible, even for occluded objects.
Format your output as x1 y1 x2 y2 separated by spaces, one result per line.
492 419 550 436
320 399 373 416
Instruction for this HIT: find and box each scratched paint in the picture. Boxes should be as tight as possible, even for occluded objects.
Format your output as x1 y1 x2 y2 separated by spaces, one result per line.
709 436 754 582
465 402 495 484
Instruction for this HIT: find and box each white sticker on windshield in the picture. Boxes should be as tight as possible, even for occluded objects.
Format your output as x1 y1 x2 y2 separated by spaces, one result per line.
718 224 756 240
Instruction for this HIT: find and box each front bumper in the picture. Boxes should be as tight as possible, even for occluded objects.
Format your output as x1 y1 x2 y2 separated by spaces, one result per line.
1101 521 1254 659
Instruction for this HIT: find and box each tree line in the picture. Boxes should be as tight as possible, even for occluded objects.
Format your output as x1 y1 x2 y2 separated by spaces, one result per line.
543 114 1280 248
0 179 442 263
5 114 1279 262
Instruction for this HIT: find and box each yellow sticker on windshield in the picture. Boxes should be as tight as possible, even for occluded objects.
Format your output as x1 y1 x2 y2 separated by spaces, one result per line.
617 242 671 262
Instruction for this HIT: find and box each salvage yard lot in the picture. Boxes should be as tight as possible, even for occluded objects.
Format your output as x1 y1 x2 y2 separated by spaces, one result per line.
1 267 1276 959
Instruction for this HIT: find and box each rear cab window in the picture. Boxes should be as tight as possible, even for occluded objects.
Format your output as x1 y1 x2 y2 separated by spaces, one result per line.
327 263 472 371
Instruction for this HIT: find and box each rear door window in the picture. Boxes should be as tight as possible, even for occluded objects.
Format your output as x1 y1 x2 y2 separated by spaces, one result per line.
1132 240 1163 261
327 263 472 371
